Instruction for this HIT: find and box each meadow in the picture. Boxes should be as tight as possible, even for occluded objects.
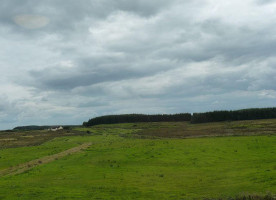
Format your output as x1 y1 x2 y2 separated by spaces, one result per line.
0 119 275 199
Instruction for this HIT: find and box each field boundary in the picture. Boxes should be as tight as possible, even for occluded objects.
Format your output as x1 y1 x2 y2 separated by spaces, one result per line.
0 142 92 177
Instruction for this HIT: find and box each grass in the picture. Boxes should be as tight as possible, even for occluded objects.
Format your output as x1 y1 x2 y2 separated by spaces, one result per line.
0 119 275 199
0 134 275 199
0 137 82 170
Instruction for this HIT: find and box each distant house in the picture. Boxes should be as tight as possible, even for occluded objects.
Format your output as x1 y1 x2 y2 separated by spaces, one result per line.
49 126 63 131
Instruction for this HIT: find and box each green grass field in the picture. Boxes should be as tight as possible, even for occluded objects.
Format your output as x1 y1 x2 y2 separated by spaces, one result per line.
0 120 275 199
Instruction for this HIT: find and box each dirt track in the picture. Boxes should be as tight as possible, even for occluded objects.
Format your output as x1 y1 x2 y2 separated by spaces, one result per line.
0 142 92 177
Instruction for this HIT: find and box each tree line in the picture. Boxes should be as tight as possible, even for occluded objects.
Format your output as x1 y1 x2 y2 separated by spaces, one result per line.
191 107 276 123
83 113 192 126
83 107 276 126
13 125 51 131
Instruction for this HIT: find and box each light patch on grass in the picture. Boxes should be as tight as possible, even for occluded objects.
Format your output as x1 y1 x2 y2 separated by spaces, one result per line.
0 138 17 141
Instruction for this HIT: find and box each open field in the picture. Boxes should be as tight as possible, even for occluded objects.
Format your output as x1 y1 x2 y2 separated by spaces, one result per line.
0 119 275 199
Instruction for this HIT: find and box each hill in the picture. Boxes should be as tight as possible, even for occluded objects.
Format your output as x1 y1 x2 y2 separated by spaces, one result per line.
0 119 275 199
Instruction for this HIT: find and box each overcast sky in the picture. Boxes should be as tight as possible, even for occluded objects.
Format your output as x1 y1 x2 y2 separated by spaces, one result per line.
1 0 276 129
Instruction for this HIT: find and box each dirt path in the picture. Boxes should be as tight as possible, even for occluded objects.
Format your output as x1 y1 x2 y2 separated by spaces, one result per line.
0 142 92 177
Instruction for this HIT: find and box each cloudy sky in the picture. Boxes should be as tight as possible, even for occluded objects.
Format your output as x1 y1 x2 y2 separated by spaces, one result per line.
1 0 276 129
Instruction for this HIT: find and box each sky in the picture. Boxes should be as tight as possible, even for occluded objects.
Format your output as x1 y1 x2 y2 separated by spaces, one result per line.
1 0 276 129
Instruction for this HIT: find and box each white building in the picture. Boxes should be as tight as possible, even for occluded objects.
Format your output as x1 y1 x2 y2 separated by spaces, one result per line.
49 126 63 131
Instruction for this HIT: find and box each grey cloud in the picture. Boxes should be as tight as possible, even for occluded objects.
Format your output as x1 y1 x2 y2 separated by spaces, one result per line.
66 60 274 104
27 54 176 90
1 0 276 129
257 0 276 4
153 18 276 64
78 100 109 108
0 0 177 37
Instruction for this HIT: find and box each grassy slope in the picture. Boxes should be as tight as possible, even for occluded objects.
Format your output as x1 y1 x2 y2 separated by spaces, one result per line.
75 119 276 138
0 134 275 199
